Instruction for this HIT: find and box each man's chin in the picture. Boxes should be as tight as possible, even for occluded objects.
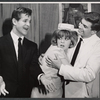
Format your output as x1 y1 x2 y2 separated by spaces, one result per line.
22 32 28 36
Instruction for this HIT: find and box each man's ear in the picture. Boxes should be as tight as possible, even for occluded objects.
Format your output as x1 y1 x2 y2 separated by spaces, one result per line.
12 18 17 25
91 30 97 35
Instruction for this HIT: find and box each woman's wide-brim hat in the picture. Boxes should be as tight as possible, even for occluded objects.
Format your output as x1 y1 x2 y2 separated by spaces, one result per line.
58 23 79 32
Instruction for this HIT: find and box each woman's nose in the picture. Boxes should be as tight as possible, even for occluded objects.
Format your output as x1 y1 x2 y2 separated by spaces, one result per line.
61 39 65 42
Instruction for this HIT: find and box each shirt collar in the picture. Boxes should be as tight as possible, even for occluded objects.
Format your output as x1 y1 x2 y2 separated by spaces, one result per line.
10 30 24 44
82 34 97 43
77 35 83 43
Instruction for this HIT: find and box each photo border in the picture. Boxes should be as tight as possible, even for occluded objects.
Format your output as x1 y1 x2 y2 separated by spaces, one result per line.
0 0 99 99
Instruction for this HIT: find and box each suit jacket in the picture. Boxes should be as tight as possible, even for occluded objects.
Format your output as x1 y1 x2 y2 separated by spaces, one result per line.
59 34 100 98
0 33 43 97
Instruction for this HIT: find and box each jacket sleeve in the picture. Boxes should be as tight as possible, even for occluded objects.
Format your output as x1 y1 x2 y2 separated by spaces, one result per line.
59 43 100 83
29 43 43 86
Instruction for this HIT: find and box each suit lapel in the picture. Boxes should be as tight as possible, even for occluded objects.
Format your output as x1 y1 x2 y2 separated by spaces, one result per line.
6 34 18 67
22 38 29 61
77 35 99 63
78 42 93 60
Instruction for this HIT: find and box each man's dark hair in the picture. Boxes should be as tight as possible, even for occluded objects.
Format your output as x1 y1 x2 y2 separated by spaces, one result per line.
84 12 100 32
11 7 32 21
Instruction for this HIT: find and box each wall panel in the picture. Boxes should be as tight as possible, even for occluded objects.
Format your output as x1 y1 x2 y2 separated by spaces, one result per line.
39 3 59 54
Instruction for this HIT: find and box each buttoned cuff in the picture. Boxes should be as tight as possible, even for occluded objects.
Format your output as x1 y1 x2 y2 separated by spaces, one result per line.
59 64 65 76
38 73 44 85
59 64 70 77
0 76 3 85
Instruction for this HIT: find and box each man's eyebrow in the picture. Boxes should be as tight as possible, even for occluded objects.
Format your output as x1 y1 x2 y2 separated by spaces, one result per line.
81 21 88 28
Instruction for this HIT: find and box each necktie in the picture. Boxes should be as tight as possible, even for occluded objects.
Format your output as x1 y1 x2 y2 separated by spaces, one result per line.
18 38 23 80
71 38 82 66
18 38 23 61
65 38 83 88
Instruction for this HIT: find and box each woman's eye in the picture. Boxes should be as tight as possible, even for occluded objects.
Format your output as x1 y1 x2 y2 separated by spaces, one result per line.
23 19 27 22
59 38 62 40
65 37 70 40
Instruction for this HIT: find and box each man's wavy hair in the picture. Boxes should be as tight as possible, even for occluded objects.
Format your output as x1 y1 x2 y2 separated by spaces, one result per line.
11 7 32 21
84 12 100 32
51 29 78 48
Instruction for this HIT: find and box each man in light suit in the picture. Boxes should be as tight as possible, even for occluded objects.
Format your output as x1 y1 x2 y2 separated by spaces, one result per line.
46 12 100 98
0 7 56 98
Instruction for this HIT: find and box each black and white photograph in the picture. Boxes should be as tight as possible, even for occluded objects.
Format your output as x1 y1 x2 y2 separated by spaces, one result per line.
0 2 100 98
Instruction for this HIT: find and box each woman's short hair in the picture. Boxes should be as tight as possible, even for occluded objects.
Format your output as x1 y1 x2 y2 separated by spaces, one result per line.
51 29 78 48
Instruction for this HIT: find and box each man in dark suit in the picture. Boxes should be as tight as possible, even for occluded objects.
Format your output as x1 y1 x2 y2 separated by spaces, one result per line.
0 7 56 98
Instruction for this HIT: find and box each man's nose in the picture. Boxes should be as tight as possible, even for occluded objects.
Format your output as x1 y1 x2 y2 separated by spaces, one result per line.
26 22 30 26
79 22 82 28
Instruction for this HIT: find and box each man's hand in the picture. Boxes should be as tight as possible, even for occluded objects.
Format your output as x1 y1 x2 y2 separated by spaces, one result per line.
0 81 9 96
40 74 57 92
46 54 62 69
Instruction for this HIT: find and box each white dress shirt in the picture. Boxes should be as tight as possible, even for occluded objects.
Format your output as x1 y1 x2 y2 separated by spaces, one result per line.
10 31 24 60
